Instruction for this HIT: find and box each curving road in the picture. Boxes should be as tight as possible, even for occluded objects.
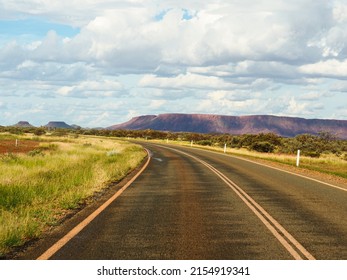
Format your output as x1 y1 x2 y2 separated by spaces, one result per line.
22 142 347 260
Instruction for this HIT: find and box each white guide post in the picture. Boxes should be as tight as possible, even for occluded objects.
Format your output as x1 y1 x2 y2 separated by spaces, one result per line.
224 143 227 153
296 149 301 167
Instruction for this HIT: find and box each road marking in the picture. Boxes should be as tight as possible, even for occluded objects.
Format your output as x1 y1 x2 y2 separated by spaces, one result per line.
228 154 347 192
190 146 347 193
37 149 151 260
160 145 315 260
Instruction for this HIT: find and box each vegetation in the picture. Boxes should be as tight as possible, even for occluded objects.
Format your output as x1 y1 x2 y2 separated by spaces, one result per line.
1 125 346 163
0 124 346 256
0 134 146 257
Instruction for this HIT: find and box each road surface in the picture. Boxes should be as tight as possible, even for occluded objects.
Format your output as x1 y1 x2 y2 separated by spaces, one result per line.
21 142 347 259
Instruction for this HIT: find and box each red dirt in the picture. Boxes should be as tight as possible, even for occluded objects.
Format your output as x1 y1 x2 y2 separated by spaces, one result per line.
0 140 40 154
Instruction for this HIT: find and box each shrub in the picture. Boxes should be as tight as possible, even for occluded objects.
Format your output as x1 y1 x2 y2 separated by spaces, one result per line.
0 153 20 163
33 128 46 136
302 151 321 158
250 141 275 153
27 149 44 157
196 140 212 146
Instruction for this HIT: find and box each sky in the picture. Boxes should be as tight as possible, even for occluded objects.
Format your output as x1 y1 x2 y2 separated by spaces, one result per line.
0 0 347 128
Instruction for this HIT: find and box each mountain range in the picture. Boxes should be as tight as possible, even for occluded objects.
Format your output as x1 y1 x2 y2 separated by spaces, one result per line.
10 121 77 129
107 114 347 139
4 114 347 139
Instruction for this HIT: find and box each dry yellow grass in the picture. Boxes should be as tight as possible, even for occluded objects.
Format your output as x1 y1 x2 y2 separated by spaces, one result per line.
0 134 146 257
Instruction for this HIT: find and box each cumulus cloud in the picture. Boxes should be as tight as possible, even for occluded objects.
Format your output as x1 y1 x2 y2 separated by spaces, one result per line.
139 72 234 90
1 0 347 126
57 79 124 98
197 96 267 116
1 0 336 70
1 1 343 73
299 59 347 78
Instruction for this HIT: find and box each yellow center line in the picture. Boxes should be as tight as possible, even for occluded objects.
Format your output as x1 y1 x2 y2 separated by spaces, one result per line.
161 145 315 260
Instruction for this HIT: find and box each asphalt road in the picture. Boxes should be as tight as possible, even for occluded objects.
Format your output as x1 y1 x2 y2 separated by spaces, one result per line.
22 142 347 260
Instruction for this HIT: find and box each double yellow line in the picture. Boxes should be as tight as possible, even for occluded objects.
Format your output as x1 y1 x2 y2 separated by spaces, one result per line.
38 143 315 260
165 146 315 260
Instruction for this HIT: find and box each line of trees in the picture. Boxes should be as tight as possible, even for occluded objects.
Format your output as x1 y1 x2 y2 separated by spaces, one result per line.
1 125 346 159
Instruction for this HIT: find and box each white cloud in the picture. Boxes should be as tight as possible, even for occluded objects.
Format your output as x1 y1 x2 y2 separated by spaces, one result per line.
331 80 347 92
149 99 166 109
139 72 233 90
207 90 258 102
1 0 347 126
57 79 123 98
197 97 267 116
299 59 347 78
1 1 342 73
299 92 324 101
1 0 334 69
333 1 347 23
286 98 309 115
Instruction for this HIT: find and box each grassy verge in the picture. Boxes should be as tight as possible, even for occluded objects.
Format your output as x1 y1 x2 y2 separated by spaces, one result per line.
152 139 347 179
0 134 146 257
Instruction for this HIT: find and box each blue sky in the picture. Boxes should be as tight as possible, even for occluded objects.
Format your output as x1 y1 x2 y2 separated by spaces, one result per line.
0 18 79 38
0 0 346 127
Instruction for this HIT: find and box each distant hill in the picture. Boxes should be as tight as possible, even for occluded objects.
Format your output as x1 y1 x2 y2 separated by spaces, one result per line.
13 121 35 128
71 124 82 130
44 121 73 129
107 113 347 139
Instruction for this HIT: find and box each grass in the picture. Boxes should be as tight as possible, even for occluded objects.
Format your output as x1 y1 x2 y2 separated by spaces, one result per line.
1 133 345 256
152 139 347 179
0 134 146 257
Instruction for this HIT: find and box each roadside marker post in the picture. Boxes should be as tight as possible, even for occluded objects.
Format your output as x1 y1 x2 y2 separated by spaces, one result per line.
296 149 301 167
224 143 227 153
15 139 18 147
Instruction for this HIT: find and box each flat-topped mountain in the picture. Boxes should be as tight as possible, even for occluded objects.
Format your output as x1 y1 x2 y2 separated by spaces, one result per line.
44 121 73 129
107 113 347 139
13 121 35 127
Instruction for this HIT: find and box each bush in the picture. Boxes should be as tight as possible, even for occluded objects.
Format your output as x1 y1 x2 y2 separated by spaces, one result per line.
33 128 46 136
27 149 44 157
302 151 321 158
250 141 275 153
196 140 212 146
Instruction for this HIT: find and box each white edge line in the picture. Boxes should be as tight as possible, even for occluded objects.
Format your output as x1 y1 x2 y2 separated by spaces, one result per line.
161 145 315 260
178 144 347 193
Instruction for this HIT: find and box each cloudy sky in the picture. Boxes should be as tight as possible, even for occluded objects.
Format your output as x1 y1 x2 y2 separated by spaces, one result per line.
0 0 347 127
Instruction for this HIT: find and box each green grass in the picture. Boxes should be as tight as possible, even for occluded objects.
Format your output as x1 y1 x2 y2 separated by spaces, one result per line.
0 135 146 257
